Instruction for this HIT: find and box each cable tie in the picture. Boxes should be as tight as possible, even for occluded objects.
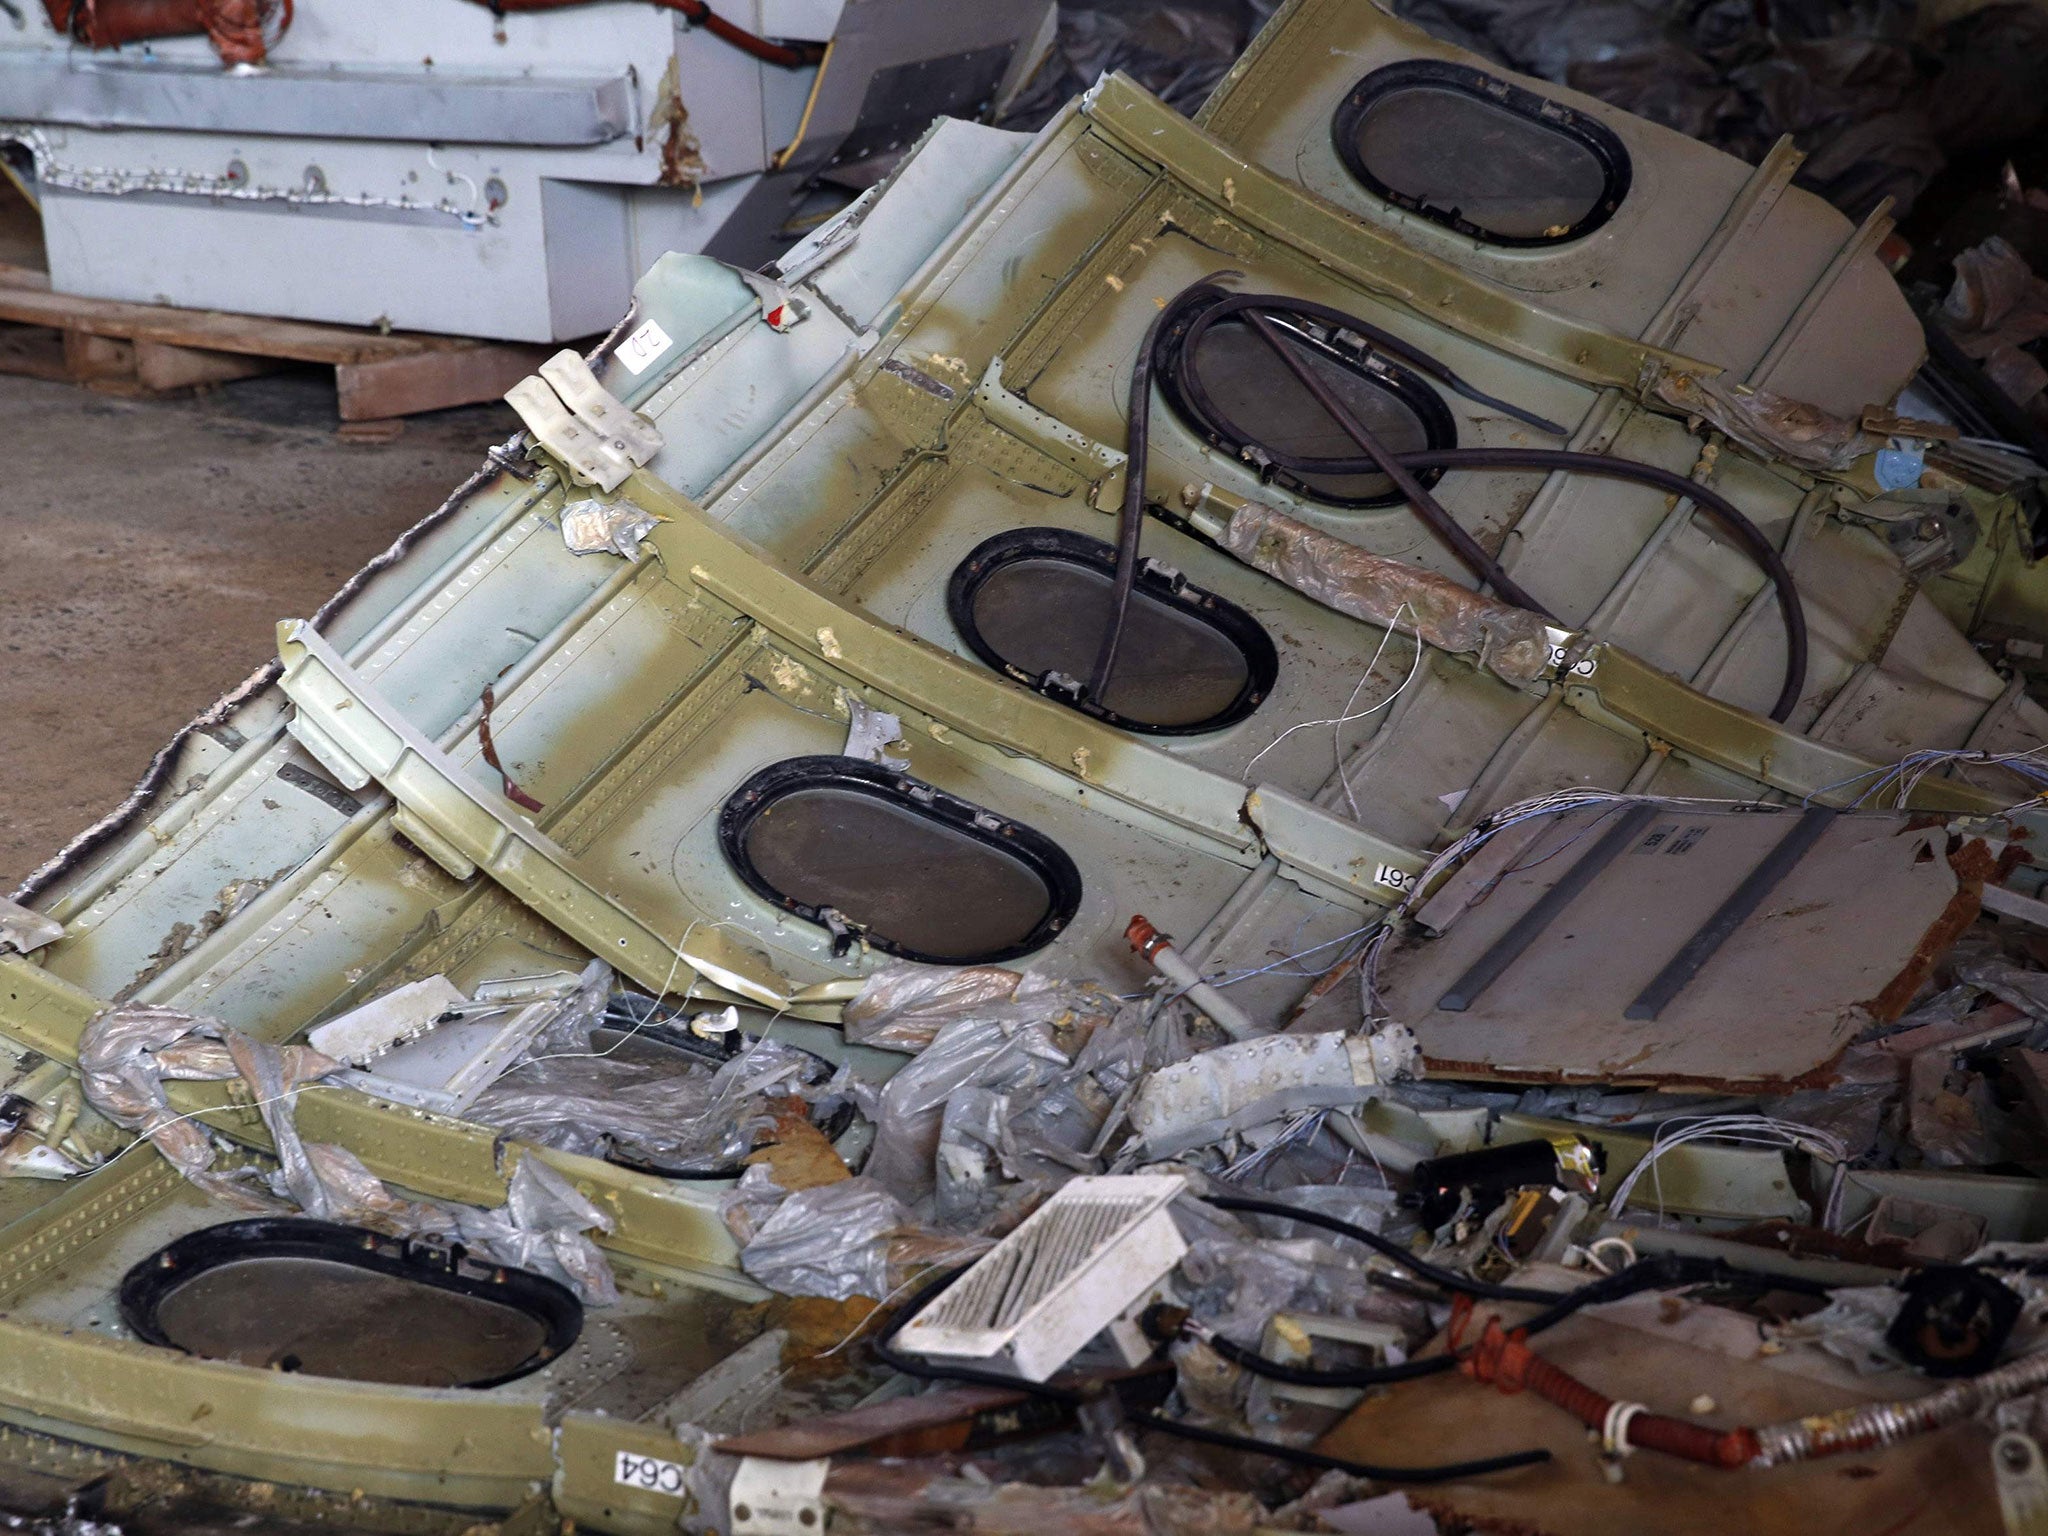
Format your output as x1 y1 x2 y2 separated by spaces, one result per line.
1602 1400 1648 1456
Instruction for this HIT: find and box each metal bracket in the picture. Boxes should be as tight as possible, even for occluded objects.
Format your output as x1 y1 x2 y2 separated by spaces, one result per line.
974 355 1128 507
1566 644 2015 814
507 350 663 492
1542 625 1598 680
0 897 64 956
729 1456 829 1536
1242 784 1423 907
275 619 797 1009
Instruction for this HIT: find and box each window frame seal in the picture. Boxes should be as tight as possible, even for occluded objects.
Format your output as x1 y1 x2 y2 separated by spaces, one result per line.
1330 59 1634 248
716 754 1083 965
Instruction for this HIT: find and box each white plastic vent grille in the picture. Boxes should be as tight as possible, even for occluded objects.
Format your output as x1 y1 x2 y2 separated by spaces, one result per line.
897 1174 1187 1382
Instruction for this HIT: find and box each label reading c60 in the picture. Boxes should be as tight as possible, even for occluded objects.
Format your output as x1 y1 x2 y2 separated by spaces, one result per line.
1546 642 1597 678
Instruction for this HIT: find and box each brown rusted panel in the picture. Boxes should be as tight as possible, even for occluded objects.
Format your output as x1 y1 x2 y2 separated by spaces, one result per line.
1865 838 1997 1022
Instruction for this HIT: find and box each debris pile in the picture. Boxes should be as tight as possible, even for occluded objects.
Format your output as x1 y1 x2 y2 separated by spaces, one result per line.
72 790 2027 1534
10 0 2048 1530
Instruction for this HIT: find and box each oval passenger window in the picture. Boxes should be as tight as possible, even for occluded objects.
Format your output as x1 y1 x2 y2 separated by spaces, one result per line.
718 756 1082 964
122 1219 582 1390
948 528 1277 734
1331 61 1631 245
1154 287 1456 507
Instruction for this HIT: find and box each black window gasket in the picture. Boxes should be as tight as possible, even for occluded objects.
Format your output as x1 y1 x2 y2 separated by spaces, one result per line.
1152 286 1458 510
717 755 1083 965
1330 60 1633 248
945 527 1279 736
119 1218 584 1390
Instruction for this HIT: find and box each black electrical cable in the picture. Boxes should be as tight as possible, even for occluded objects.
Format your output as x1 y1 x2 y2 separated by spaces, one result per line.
1201 1193 1560 1305
1088 302 1180 703
872 1267 1552 1484
1116 1412 1547 1484
1105 286 1813 724
1185 293 1809 721
1176 288 1570 438
1188 1194 1832 1391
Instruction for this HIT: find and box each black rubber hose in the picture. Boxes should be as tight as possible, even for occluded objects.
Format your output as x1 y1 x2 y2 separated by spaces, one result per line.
1391 448 1809 723
871 1268 1551 1484
1088 303 1179 703
1221 303 1557 619
1171 292 1812 723
1186 1198 1832 1391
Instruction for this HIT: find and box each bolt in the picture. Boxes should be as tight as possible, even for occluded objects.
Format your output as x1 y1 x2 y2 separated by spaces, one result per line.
2002 1440 2034 1473
732 1504 751 1522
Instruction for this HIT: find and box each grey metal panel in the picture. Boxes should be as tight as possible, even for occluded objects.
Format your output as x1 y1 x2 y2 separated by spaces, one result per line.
0 55 634 146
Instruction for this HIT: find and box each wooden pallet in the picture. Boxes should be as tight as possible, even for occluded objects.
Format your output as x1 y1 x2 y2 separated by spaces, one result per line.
0 264 555 422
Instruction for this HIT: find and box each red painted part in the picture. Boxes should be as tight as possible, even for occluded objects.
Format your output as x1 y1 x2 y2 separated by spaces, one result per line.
1457 1305 1761 1469
42 0 291 65
1125 914 1168 962
466 0 825 68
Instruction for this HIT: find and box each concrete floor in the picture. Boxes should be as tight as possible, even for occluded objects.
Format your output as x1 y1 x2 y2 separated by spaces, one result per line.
0 371 517 890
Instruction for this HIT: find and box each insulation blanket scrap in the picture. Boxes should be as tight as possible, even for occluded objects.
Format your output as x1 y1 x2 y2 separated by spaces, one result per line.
77 1003 343 1218
1940 235 2048 412
722 1170 989 1302
1131 1029 1419 1158
466 1039 827 1172
841 960 1110 1054
560 497 662 560
75 1004 617 1303
1219 500 1551 683
1648 368 1881 471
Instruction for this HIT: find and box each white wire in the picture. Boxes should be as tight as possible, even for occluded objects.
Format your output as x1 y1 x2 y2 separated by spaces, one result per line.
1244 605 1420 783
1802 745 2048 811
1605 1115 1849 1227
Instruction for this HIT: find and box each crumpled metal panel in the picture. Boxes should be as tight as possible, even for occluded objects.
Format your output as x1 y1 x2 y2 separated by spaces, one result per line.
1376 804 1982 1089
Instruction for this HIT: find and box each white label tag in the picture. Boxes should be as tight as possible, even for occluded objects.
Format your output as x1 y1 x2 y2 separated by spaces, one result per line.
617 318 673 376
1373 863 1417 893
729 1456 831 1535
614 1450 689 1496
1546 642 1596 678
